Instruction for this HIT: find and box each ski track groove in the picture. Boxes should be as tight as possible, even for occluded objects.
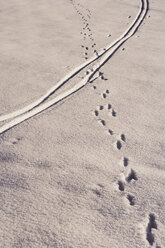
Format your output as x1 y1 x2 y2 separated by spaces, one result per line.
0 0 149 134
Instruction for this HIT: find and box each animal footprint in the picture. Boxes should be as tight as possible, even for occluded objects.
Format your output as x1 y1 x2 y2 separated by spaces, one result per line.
108 129 113 135
93 49 98 55
118 180 125 191
92 189 101 197
7 137 21 145
127 194 135 206
116 140 122 150
100 119 106 126
99 105 104 110
126 169 138 182
123 157 129 167
94 110 99 116
102 93 107 99
107 104 112 110
97 183 104 188
146 213 157 246
121 134 126 142
101 75 108 81
112 109 116 117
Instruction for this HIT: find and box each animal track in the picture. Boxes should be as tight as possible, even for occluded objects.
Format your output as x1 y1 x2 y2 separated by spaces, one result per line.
99 105 104 110
72 2 94 62
126 169 138 182
73 0 139 216
70 3 155 244
107 104 112 110
101 75 108 81
146 213 157 246
108 129 113 135
97 183 104 188
112 109 116 117
100 119 106 126
116 140 122 150
118 181 125 191
92 189 101 197
94 110 99 116
9 137 21 145
127 194 135 206
121 134 126 142
123 157 129 167
102 93 107 99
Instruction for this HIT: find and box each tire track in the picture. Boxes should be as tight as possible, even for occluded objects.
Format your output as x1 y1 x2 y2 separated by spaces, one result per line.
0 0 149 134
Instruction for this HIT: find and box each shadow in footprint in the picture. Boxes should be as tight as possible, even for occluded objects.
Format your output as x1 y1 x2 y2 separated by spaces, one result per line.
146 213 157 246
101 75 108 81
10 137 21 145
127 194 135 206
108 104 112 110
102 93 106 99
92 189 101 197
108 129 113 135
123 157 129 167
100 120 106 126
94 110 99 116
126 169 138 182
99 105 104 110
112 109 116 117
121 134 126 142
97 184 104 188
118 181 125 191
116 140 122 150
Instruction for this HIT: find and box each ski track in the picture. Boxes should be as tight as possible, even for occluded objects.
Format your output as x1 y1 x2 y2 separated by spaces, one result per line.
0 0 149 134
0 0 146 122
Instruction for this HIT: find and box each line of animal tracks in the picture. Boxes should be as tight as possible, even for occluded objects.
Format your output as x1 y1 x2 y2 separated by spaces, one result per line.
0 0 149 135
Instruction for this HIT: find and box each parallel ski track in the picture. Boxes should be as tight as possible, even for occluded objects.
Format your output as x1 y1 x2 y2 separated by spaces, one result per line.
0 0 149 134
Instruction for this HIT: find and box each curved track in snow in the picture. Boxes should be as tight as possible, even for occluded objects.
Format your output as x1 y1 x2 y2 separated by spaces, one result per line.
0 0 149 134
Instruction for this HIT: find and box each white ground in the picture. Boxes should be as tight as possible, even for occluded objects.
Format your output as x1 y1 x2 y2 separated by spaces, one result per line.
0 0 165 247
